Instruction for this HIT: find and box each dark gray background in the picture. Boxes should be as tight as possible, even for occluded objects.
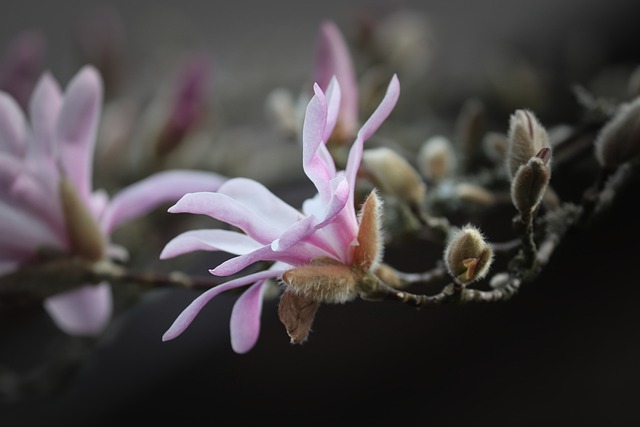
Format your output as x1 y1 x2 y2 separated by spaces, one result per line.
2 0 640 425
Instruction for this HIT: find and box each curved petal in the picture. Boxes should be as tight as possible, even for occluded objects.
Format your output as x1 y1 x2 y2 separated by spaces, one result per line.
322 76 341 144
345 74 400 212
28 71 62 159
0 199 64 253
302 84 333 200
162 269 283 341
168 191 285 245
230 280 268 354
271 215 317 252
55 65 103 201
0 92 26 156
211 241 334 276
100 169 227 234
160 229 262 259
43 282 112 336
217 178 301 230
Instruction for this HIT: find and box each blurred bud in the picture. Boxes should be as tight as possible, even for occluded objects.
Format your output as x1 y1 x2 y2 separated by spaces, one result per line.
59 176 105 261
155 52 211 158
593 97 640 168
510 149 551 217
454 98 486 169
0 30 45 109
506 109 551 180
628 66 640 99
482 131 508 165
418 135 457 182
361 147 426 207
444 224 494 285
455 182 497 206
264 87 304 140
77 5 126 97
370 10 434 80
314 20 359 144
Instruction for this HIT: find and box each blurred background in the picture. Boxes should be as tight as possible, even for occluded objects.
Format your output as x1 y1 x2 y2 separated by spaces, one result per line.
1 0 640 425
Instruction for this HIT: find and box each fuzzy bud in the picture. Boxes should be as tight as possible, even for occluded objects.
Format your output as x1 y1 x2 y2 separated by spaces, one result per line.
593 97 640 168
361 146 426 207
444 224 494 285
455 182 497 206
506 109 551 180
418 135 457 182
281 257 358 304
510 149 551 216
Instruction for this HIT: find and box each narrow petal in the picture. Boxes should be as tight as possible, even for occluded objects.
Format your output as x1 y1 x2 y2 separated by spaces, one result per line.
230 280 268 354
211 242 334 276
302 84 333 200
56 65 103 201
28 71 62 158
0 199 63 253
168 191 284 245
160 229 262 259
100 169 227 234
217 178 301 230
162 269 283 341
43 282 112 336
0 92 26 156
345 74 400 211
271 215 317 252
322 76 341 143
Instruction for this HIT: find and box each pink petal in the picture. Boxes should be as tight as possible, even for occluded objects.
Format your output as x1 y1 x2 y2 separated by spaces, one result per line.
230 280 268 354
168 191 285 245
217 178 301 230
271 215 317 251
28 71 62 158
43 282 112 336
0 92 26 156
162 269 283 341
211 241 333 276
345 74 400 211
322 76 341 144
55 65 103 201
302 84 333 200
160 229 262 259
0 199 63 253
314 20 359 138
100 169 227 234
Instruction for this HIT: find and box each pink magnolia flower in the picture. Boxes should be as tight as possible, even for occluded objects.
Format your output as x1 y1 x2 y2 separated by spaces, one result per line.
0 65 226 336
313 20 359 144
160 74 400 353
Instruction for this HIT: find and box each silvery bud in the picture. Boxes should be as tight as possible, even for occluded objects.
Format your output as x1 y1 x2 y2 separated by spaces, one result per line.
510 148 551 216
506 109 551 180
417 135 457 182
361 146 426 207
593 97 640 169
443 224 494 285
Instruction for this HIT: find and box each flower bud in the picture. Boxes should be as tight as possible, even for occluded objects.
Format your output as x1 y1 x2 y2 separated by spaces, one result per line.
482 131 508 164
361 146 426 207
455 182 497 206
444 224 493 285
506 109 551 180
417 135 457 182
510 149 551 216
593 97 640 168
281 257 358 304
